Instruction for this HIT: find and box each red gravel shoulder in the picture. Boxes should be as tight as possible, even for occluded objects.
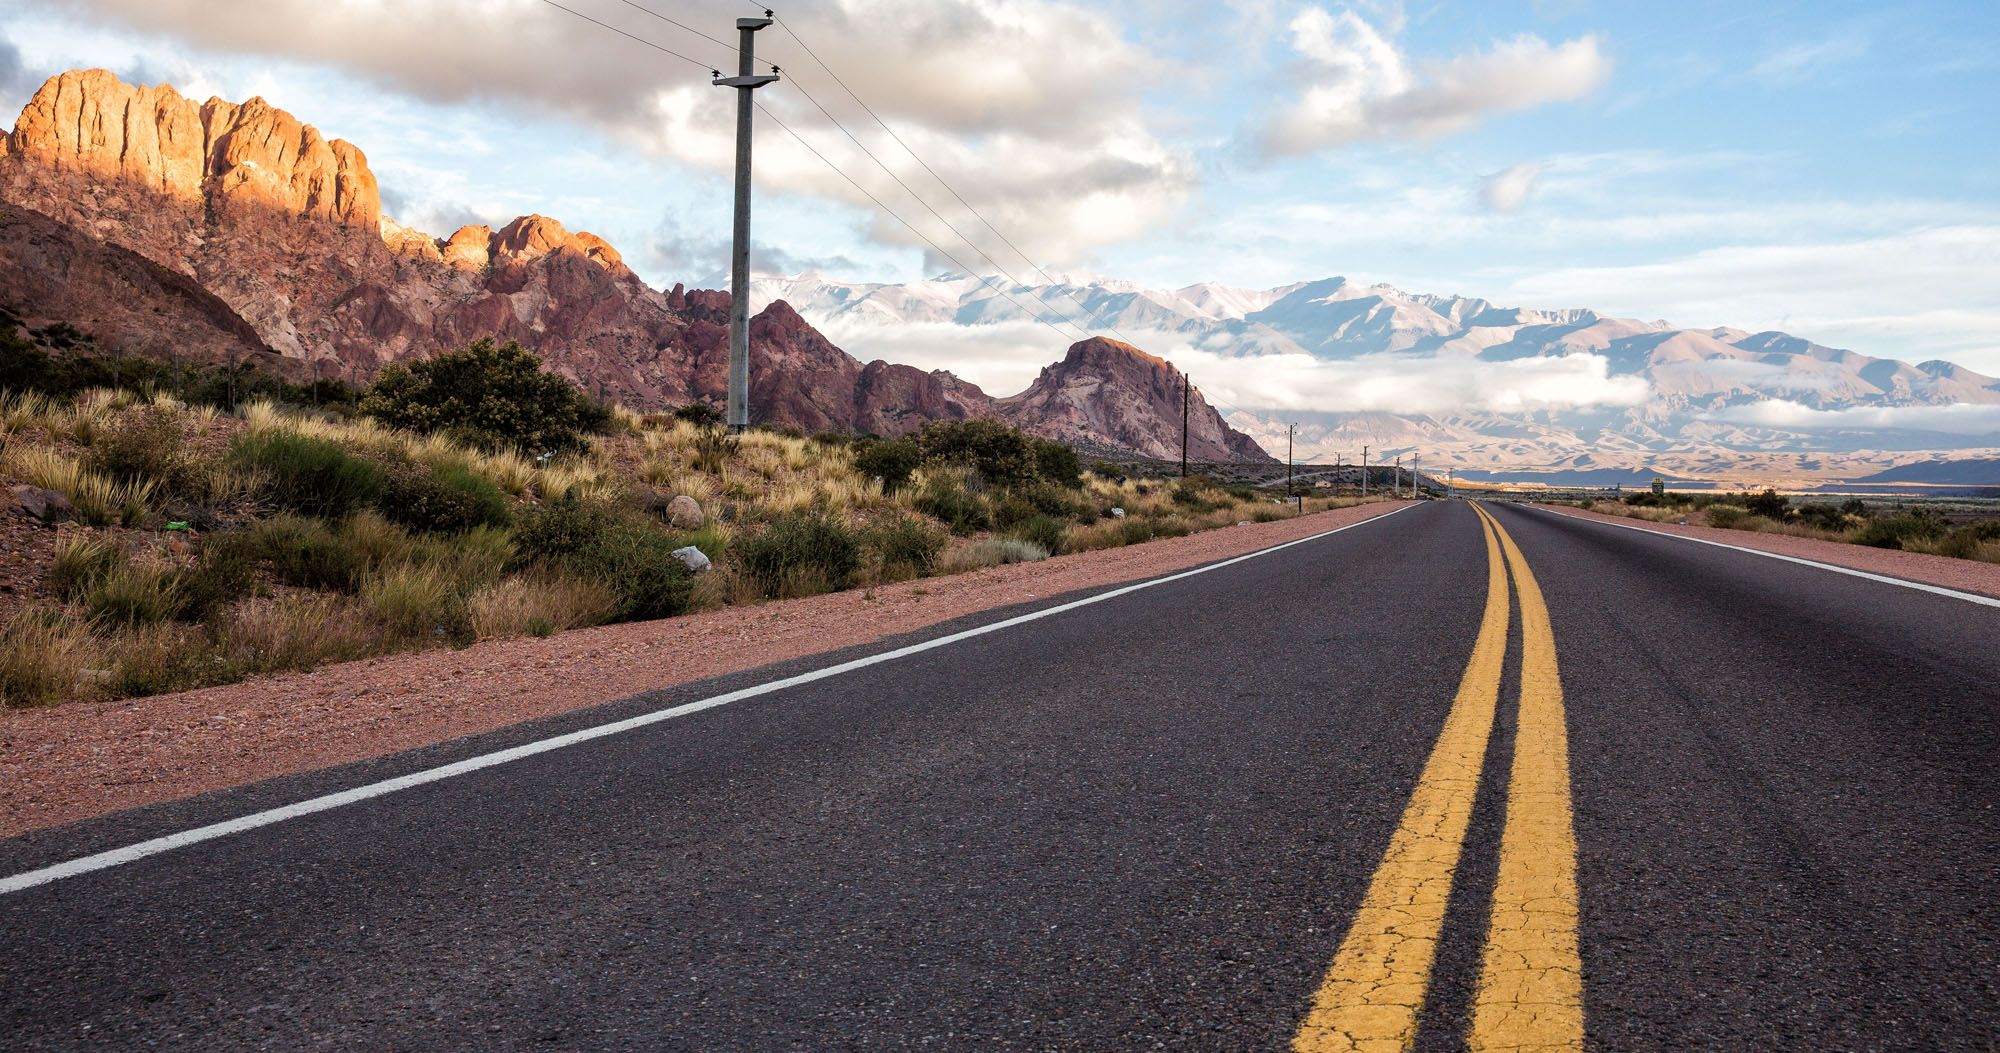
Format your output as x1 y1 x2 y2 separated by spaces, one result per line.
1533 503 2000 599
0 501 1408 838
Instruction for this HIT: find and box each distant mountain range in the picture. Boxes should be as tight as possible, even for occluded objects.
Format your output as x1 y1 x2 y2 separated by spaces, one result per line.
753 273 2000 485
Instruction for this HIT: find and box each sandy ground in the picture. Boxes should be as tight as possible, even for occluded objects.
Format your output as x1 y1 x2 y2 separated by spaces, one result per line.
0 501 1408 838
1533 503 2000 599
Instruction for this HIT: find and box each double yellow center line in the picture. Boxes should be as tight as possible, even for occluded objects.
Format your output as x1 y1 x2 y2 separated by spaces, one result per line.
1293 503 1582 1052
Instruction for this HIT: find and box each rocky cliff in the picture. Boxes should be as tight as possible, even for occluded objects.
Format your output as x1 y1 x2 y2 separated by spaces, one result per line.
1000 338 1275 462
0 69 1271 459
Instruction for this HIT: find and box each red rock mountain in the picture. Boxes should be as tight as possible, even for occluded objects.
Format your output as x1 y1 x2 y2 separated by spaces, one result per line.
0 69 1269 460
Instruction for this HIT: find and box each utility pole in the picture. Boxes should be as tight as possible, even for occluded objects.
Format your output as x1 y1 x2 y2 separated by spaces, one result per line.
1180 373 1190 479
1287 423 1298 514
716 16 780 434
1413 452 1420 499
1334 453 1342 492
1362 444 1370 499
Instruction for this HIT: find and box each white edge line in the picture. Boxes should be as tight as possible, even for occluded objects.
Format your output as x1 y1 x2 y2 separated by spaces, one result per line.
1530 504 2000 610
0 503 1415 896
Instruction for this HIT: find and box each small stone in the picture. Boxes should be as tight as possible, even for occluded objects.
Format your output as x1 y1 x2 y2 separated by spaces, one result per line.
10 485 77 524
671 546 712 574
666 494 705 529
1109 507 1126 519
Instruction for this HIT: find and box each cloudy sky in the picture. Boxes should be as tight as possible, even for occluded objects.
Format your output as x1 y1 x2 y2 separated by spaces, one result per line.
3 0 1997 380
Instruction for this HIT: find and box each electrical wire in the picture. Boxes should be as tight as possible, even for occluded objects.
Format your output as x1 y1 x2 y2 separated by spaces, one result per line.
537 0 724 72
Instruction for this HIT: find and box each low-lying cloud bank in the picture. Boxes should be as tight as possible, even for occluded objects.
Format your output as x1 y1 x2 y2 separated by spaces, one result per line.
1705 400 2000 437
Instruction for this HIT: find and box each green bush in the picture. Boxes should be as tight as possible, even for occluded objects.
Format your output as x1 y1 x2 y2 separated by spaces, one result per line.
1251 506 1287 523
177 534 257 620
865 517 946 579
513 495 619 565
1117 518 1157 545
1007 515 1068 557
230 431 385 517
1705 505 1748 529
736 511 862 598
1032 438 1083 488
84 560 183 627
914 479 991 536
360 338 610 455
1853 514 1943 550
379 461 513 534
917 419 1038 488
51 536 123 600
853 435 922 493
1744 489 1790 519
247 515 367 591
564 522 697 620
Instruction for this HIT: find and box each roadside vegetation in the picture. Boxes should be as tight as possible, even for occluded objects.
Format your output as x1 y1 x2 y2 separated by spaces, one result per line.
1569 488 2000 564
0 339 1373 708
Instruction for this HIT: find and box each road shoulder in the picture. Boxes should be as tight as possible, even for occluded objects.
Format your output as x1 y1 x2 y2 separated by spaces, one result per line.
1530 503 2000 600
1 501 1408 839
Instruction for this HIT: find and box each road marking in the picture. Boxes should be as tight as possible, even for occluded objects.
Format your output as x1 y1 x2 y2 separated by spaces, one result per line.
1533 505 2000 610
1293 508 1511 1052
0 503 1415 897
1470 504 1584 1052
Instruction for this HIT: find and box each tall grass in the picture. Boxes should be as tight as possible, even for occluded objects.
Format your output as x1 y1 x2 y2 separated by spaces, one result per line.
4 446 155 525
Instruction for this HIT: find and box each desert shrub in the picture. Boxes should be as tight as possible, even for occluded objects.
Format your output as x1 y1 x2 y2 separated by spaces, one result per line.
1032 438 1083 488
864 517 947 580
363 564 470 643
1007 515 1068 557
378 461 514 534
176 534 257 620
988 491 1040 531
468 573 619 640
230 431 385 517
1795 503 1855 531
0 608 104 707
83 559 183 627
913 479 990 536
248 515 367 591
360 338 610 455
1117 518 1157 545
1251 506 1287 523
409 525 516 590
5 445 155 526
853 435 922 493
1743 489 1790 519
513 494 619 565
563 522 698 620
1150 516 1194 539
690 424 740 474
1853 514 1944 550
50 536 124 599
1932 522 2000 560
332 511 417 569
1171 480 1220 513
1705 505 1749 529
112 624 228 698
221 596 382 675
674 401 725 427
941 538 1048 573
736 512 862 599
917 419 1038 487
83 406 195 493
1016 479 1087 519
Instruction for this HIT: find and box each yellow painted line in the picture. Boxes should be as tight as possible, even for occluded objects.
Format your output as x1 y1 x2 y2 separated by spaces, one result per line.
1469 504 1584 1052
1293 507 1511 1053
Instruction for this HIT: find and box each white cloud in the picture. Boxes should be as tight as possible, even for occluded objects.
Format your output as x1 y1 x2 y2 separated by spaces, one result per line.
1262 5 1611 155
1505 225 2000 371
1481 161 1543 212
36 0 1195 265
1752 34 1869 84
1706 400 2000 436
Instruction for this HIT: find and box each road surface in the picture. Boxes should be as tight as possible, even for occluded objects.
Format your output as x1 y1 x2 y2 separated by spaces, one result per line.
1 501 1994 1050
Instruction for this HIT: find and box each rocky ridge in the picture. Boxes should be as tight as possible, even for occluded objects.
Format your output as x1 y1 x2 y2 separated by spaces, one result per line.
0 69 1271 460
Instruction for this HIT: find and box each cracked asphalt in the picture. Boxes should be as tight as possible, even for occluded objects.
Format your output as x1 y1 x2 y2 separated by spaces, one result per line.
0 501 1995 1049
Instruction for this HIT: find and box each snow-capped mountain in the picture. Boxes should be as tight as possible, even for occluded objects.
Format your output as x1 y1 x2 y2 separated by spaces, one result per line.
753 272 2000 484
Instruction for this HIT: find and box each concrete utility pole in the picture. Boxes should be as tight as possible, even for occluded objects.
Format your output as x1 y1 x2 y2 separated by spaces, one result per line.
1180 373 1190 479
1413 452 1420 499
717 17 780 434
1395 455 1403 498
1287 423 1299 514
1362 444 1370 499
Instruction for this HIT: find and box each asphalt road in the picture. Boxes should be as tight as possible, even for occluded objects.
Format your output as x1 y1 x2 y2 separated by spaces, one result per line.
1 501 1994 1050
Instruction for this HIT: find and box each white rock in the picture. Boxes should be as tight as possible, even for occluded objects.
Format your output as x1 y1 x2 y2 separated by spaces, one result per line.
671 546 712 574
1109 507 1126 518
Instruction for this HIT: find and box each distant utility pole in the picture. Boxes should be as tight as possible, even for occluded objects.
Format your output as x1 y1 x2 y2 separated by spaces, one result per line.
1395 455 1403 498
1362 444 1370 499
716 16 780 434
1334 452 1342 491
1413 452 1420 499
1180 373 1191 479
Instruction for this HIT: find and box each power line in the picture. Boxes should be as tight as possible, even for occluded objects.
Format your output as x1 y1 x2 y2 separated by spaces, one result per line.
754 6 1148 347
536 0 723 72
753 100 1087 346
609 0 744 54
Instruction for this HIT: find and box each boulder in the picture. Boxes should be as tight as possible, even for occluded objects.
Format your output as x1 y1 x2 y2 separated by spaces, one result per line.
1109 506 1127 519
666 494 705 529
670 546 712 575
10 485 76 523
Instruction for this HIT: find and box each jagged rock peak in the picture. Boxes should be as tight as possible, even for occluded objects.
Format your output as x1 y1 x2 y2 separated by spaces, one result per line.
6 68 380 229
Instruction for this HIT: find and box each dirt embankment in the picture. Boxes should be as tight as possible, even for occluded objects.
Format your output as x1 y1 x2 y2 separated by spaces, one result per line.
0 501 1408 838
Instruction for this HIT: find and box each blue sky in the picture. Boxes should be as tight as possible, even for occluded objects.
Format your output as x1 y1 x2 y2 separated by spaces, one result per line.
3 0 1997 371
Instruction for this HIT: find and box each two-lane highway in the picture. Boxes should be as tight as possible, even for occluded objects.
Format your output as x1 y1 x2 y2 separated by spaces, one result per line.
1 501 1994 1049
